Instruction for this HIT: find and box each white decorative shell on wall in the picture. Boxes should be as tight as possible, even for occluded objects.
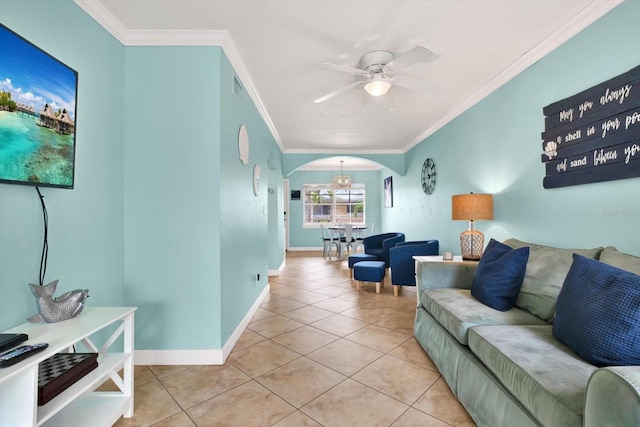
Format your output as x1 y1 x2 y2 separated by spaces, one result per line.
544 138 559 160
238 124 249 165
253 164 261 196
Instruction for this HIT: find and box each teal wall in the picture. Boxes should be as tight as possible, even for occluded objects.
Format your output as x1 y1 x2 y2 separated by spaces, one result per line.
218 54 283 343
383 0 639 256
0 0 126 330
0 0 285 352
287 170 383 248
122 47 284 348
123 47 223 349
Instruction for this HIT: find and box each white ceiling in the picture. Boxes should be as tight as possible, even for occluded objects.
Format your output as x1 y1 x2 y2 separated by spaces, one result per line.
76 0 621 168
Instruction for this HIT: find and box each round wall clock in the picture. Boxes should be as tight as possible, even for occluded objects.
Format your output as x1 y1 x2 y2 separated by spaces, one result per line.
421 158 437 195
253 164 261 196
238 124 249 165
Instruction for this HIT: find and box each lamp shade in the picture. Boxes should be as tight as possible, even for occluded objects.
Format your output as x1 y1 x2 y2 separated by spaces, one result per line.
452 194 493 221
364 75 392 97
452 193 493 260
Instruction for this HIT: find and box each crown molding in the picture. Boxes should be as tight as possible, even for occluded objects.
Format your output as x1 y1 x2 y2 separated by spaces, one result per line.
219 35 284 151
284 148 404 155
74 0 129 43
297 164 383 171
402 0 624 153
73 0 284 151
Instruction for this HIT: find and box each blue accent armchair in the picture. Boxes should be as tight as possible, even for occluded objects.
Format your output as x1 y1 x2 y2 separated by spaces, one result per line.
363 232 405 267
390 240 439 296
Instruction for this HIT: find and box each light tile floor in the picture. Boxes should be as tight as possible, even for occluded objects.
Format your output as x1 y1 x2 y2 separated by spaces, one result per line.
113 251 476 426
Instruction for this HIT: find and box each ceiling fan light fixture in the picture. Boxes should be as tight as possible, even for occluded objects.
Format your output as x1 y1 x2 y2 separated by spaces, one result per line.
364 75 392 97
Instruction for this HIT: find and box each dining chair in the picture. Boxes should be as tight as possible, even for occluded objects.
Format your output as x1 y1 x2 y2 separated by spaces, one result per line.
320 224 338 259
353 222 374 253
337 224 355 260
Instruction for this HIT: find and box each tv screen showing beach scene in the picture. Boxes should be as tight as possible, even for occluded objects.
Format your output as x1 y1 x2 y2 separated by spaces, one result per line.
0 24 78 189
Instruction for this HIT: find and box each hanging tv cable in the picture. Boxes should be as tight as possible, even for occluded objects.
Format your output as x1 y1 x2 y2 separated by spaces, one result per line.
35 187 49 286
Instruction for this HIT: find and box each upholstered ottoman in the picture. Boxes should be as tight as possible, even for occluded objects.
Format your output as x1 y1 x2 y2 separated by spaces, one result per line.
353 261 386 294
348 253 380 278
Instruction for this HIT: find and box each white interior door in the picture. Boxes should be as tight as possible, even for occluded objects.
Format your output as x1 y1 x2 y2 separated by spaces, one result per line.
283 179 289 251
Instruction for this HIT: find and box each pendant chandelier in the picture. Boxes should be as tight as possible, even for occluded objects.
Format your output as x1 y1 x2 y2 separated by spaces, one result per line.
332 160 352 189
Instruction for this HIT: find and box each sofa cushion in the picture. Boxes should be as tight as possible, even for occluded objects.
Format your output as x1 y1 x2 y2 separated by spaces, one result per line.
599 246 640 275
504 238 603 322
469 325 597 427
422 288 547 345
553 254 640 367
471 239 529 311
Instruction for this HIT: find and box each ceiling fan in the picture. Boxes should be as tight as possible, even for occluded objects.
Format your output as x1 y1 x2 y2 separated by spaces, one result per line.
313 46 437 104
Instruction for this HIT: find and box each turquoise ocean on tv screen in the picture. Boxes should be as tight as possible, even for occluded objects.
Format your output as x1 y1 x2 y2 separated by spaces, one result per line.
0 111 74 187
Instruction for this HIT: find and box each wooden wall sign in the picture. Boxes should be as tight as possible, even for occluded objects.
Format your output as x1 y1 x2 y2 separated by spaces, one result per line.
541 65 640 189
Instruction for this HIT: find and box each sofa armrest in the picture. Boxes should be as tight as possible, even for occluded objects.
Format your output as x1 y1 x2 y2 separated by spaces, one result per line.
585 366 640 427
416 261 477 306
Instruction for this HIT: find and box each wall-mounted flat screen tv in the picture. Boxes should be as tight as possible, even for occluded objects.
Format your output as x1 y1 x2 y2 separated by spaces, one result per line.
0 24 78 189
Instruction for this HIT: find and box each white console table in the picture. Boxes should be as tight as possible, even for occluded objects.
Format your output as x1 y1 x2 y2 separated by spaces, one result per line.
0 307 136 427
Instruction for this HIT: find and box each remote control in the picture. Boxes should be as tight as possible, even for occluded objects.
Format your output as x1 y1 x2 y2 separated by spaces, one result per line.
0 343 49 368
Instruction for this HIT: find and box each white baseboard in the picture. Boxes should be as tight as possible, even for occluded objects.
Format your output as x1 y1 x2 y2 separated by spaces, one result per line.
135 349 225 365
134 283 271 365
268 258 286 276
287 247 323 252
221 283 270 361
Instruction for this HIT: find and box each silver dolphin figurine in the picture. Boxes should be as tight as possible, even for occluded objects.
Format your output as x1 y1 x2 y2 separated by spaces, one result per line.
27 280 89 323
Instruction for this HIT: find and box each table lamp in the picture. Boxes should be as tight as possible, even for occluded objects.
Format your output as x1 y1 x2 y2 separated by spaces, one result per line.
452 193 493 260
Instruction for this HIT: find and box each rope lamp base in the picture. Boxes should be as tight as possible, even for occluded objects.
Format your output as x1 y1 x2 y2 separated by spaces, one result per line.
460 229 484 260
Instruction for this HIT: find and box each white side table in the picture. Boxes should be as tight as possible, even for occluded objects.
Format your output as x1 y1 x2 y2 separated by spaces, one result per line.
0 307 136 427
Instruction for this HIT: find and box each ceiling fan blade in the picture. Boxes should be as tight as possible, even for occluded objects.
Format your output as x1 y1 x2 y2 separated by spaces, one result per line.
320 62 369 76
385 45 437 71
313 81 364 103
391 75 436 92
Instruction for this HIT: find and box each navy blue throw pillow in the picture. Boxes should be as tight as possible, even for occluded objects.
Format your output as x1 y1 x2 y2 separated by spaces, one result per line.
471 239 530 311
553 254 640 367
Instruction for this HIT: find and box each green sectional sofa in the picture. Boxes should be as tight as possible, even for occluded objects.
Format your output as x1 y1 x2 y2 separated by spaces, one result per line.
413 239 640 427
